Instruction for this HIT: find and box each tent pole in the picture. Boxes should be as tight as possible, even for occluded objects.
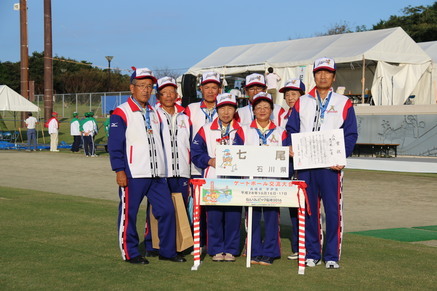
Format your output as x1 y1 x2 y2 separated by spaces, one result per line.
361 55 366 104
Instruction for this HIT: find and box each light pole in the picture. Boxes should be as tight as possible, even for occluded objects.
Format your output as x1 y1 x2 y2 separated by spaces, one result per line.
105 56 113 92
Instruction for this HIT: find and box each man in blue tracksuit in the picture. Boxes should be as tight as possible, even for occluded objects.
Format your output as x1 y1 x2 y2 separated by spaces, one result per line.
286 57 358 269
108 67 186 264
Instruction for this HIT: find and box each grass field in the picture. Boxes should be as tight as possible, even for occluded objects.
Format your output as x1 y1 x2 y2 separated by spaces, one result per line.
1 186 436 290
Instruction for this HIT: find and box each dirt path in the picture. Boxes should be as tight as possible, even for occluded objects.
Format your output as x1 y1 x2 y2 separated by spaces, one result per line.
1 151 436 232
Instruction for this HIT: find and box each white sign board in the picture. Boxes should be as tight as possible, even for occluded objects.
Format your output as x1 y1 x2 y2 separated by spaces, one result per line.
215 145 289 178
291 129 346 170
199 178 301 207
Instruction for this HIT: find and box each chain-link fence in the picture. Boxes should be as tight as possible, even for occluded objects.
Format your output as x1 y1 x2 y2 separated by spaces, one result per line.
34 91 132 118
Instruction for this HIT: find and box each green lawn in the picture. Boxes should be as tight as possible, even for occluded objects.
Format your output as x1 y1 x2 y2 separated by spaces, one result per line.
1 186 435 290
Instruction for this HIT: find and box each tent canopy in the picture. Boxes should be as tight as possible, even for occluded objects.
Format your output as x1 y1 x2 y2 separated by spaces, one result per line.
0 85 40 112
187 27 433 106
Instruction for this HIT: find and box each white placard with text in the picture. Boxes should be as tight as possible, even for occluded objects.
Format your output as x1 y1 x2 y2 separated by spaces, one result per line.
215 145 289 178
291 129 346 170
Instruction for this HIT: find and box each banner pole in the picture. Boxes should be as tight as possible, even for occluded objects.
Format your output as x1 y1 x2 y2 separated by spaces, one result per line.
246 176 254 268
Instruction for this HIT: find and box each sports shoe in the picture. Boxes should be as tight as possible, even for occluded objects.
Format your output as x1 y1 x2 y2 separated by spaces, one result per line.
305 258 321 267
325 261 340 269
126 256 149 265
212 253 224 262
287 252 298 260
258 256 274 266
250 256 262 264
223 253 236 262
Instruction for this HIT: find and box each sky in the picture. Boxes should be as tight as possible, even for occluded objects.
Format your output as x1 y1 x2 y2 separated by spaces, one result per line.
0 0 435 76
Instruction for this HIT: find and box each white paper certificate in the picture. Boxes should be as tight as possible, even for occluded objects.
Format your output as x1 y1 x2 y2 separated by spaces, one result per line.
291 129 346 170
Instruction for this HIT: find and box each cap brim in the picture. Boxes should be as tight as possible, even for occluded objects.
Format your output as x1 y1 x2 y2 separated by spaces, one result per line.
279 86 302 93
201 80 221 86
245 82 267 88
135 76 158 84
313 66 336 72
217 101 237 108
158 83 177 91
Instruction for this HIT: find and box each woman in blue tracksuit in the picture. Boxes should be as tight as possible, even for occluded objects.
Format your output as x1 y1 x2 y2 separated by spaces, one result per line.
234 92 291 266
191 93 243 262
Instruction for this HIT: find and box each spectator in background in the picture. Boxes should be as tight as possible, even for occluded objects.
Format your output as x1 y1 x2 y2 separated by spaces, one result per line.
81 112 98 157
25 112 38 151
265 67 281 104
70 112 81 153
47 112 59 152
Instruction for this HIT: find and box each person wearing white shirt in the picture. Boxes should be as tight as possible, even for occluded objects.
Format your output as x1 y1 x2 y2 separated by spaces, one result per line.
265 67 281 104
25 112 38 151
70 112 81 153
47 112 59 152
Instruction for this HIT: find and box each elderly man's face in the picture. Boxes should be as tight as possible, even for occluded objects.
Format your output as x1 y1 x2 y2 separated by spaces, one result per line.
314 69 336 90
130 78 154 107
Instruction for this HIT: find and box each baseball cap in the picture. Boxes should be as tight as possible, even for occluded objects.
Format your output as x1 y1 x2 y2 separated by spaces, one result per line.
313 57 336 72
52 111 58 116
252 92 273 105
72 112 78 117
216 93 237 108
245 73 266 88
279 78 306 93
200 71 221 86
157 76 177 91
130 67 157 83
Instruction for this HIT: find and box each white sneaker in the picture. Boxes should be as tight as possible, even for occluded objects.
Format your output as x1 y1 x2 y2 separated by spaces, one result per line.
305 258 321 267
325 261 340 269
287 252 299 260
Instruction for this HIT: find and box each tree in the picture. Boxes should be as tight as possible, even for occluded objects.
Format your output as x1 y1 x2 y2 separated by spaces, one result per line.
373 3 437 42
0 52 130 94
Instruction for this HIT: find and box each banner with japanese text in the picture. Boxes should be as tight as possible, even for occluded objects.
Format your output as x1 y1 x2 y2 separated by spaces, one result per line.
198 178 301 207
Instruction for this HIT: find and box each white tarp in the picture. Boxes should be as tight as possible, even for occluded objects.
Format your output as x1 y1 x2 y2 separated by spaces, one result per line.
0 85 39 112
187 27 433 106
418 41 437 103
371 62 432 105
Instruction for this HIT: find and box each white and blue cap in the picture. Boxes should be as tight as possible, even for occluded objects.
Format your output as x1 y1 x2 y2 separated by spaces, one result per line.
313 57 336 72
200 71 221 86
130 67 157 83
157 76 177 90
216 93 237 108
279 78 306 93
245 73 266 88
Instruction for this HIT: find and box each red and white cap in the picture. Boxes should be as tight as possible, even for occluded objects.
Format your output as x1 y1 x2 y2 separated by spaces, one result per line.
279 78 306 93
252 92 273 104
157 76 177 90
216 93 237 108
313 57 336 72
200 71 221 86
130 67 157 83
245 73 266 88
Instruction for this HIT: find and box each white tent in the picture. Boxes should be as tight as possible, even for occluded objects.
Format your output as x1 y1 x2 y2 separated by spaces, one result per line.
0 85 40 112
187 27 433 106
418 41 437 103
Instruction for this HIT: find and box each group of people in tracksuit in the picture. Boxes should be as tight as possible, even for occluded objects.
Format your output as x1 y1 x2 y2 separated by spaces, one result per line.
108 57 358 270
